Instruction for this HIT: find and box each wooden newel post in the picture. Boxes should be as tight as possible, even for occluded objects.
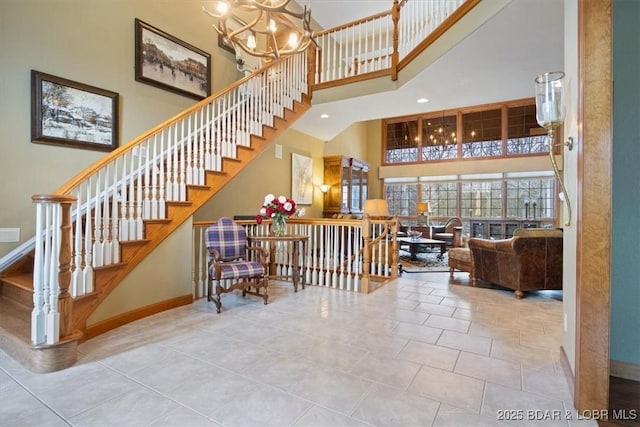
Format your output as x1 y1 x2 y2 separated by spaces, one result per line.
307 44 317 91
391 0 400 81
390 216 399 277
58 198 75 338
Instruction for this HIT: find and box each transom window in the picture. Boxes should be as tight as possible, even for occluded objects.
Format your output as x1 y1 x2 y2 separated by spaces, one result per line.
382 99 548 165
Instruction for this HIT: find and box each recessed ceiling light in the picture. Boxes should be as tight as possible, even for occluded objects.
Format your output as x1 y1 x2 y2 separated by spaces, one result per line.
320 113 329 118
417 98 429 104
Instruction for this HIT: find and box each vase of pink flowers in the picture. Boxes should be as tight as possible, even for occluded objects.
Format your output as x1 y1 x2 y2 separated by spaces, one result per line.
256 194 297 236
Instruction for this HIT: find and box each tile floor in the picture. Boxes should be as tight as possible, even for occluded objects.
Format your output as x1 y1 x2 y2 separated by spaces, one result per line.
0 274 598 427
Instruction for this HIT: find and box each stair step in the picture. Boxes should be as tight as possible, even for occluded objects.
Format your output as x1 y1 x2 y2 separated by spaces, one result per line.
0 296 31 342
0 295 79 373
0 273 34 308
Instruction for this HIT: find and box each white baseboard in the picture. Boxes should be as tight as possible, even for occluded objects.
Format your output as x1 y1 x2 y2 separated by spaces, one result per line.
610 359 640 381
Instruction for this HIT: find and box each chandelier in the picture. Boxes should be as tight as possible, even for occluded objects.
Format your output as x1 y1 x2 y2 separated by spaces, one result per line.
426 115 457 145
203 0 316 61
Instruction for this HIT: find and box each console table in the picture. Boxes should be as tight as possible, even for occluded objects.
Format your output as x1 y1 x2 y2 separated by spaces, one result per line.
247 234 308 292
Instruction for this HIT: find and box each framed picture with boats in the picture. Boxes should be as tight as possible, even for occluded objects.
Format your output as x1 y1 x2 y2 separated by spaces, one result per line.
134 18 211 100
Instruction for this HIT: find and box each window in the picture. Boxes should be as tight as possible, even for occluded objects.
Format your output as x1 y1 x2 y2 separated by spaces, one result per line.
384 173 556 222
461 109 502 158
385 120 419 163
421 181 457 216
422 115 458 161
507 104 548 154
506 176 555 219
385 182 418 216
382 99 551 165
460 180 502 217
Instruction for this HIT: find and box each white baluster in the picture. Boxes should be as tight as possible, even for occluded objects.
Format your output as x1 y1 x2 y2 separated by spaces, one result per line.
46 204 60 345
83 182 94 293
204 104 212 170
102 164 112 266
150 135 159 219
143 139 151 219
127 152 137 239
31 202 46 344
197 109 205 184
111 161 120 264
93 169 104 268
119 152 129 241
135 146 144 239
179 120 186 201
186 115 193 185
158 131 166 218
71 189 83 297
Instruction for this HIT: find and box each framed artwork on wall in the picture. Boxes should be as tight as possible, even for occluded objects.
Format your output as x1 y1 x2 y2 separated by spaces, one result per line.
134 19 211 100
31 70 119 152
292 153 313 205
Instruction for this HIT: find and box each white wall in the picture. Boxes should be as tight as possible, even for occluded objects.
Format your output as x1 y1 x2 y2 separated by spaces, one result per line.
0 0 241 259
0 0 242 321
562 0 579 374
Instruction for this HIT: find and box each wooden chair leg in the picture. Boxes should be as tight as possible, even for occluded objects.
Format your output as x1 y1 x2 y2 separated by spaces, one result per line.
261 277 269 305
215 283 223 313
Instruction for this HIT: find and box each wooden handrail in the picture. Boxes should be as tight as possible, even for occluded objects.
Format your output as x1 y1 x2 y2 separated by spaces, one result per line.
314 9 393 37
397 0 481 72
55 57 292 196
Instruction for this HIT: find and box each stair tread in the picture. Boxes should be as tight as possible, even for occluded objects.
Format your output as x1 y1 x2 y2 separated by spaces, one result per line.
0 297 31 341
2 273 33 290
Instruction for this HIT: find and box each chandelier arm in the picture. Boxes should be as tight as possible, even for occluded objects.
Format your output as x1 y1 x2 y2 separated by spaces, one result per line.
205 0 315 60
236 0 307 20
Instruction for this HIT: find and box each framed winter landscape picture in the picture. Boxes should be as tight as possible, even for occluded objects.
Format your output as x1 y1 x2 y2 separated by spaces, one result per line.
292 153 313 205
134 19 211 100
31 70 119 152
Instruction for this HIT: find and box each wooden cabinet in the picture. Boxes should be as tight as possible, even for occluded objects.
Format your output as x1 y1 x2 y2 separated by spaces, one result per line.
469 219 552 239
323 156 369 217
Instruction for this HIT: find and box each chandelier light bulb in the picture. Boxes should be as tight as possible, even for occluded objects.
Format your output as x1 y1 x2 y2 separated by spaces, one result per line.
247 34 257 49
216 1 229 14
203 0 316 60
288 32 298 47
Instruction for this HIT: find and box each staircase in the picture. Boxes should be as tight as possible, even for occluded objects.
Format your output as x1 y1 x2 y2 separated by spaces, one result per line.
0 53 312 372
0 0 495 373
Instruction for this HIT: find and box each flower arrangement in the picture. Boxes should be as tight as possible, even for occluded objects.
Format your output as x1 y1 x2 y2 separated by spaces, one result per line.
256 194 297 235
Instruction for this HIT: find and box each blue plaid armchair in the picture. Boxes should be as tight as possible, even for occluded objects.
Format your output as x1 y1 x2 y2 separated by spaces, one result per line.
205 217 269 313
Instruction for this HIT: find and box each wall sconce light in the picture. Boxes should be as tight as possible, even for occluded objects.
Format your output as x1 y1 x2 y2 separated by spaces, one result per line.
319 184 331 193
535 71 572 227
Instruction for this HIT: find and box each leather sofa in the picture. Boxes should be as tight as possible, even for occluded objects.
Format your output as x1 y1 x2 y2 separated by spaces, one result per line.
467 228 563 298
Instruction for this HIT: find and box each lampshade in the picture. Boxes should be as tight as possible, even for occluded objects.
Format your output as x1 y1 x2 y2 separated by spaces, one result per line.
319 184 331 193
364 199 389 217
416 202 430 214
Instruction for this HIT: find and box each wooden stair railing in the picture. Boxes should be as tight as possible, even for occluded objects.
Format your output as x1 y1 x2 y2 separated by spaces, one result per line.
192 216 400 297
22 51 310 351
312 0 473 88
0 0 492 372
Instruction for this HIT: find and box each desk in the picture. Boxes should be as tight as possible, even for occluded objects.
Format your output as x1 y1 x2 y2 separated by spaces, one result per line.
248 235 308 292
398 237 446 261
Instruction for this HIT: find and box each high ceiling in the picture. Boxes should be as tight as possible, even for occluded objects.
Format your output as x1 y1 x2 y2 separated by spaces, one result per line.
290 0 564 141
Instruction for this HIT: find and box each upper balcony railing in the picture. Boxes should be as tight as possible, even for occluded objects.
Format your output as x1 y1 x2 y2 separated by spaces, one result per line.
312 0 474 88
